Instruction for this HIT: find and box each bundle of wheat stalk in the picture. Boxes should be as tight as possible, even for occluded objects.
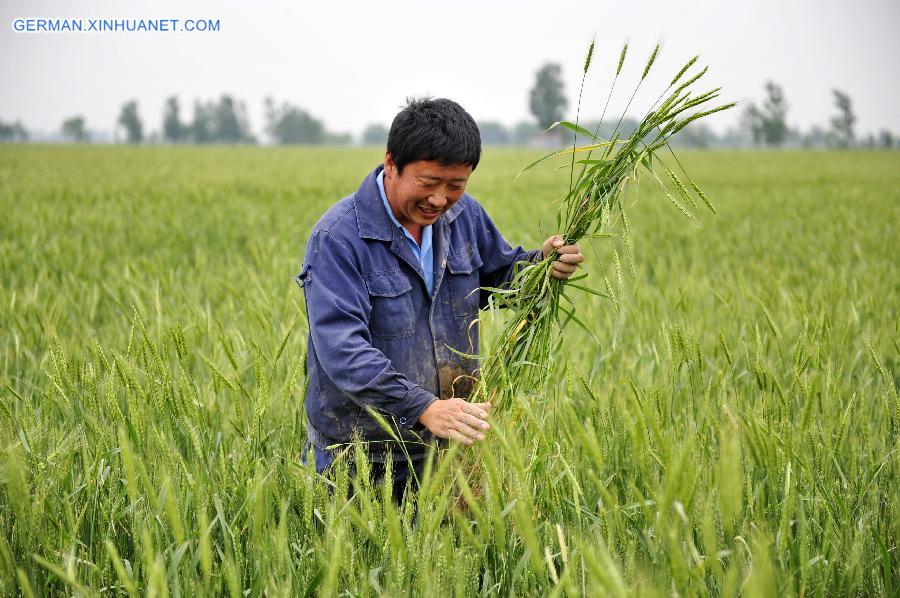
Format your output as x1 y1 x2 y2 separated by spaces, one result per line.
475 40 735 413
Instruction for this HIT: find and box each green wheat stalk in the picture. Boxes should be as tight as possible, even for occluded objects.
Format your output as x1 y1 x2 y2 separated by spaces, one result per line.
478 41 734 412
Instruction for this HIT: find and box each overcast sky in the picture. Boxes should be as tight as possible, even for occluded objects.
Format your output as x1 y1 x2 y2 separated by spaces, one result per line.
2 0 898 140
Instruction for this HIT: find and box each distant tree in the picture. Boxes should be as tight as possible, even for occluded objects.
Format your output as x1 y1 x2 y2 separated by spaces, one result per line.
117 100 144 144
163 96 186 143
188 96 254 143
740 104 764 145
529 63 567 130
263 97 325 144
829 89 856 148
478 121 511 145
878 130 894 149
760 82 789 146
190 100 215 143
741 81 788 147
0 119 28 142
15 121 27 141
361 123 389 145
213 95 254 143
61 116 89 143
512 121 539 146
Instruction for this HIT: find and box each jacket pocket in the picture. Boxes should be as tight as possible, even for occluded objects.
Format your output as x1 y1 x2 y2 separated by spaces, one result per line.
447 243 483 318
364 270 415 338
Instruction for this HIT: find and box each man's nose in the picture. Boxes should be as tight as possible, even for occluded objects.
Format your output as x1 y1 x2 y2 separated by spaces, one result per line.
427 193 447 208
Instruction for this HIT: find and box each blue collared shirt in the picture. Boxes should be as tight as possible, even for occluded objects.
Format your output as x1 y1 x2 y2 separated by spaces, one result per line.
376 169 434 295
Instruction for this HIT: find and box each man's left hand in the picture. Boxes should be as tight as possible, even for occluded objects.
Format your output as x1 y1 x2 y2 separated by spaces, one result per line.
541 235 584 280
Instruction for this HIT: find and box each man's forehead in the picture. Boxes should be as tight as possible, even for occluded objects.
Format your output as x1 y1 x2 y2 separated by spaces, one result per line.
409 160 472 182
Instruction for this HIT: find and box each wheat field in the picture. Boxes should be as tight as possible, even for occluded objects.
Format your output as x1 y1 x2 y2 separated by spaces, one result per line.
1 145 897 595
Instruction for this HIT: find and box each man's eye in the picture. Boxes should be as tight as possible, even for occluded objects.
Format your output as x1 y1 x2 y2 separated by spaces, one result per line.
450 186 464 191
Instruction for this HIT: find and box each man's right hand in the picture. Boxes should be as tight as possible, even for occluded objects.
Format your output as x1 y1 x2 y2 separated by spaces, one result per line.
418 398 492 445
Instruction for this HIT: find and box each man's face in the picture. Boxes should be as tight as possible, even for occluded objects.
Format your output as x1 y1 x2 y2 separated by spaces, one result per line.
383 152 473 230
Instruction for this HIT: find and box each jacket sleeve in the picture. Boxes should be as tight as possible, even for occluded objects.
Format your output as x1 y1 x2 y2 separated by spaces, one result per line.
299 229 437 428
473 202 543 301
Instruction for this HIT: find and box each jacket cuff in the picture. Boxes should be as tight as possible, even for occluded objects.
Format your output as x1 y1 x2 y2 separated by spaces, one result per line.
395 386 438 429
525 248 545 263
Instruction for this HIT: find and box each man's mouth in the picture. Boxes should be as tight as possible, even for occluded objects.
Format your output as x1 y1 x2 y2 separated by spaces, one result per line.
418 205 440 217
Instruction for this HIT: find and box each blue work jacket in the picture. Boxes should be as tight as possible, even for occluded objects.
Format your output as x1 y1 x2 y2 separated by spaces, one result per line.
295 164 541 462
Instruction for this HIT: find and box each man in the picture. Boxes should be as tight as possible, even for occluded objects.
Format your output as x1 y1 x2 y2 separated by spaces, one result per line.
295 97 583 500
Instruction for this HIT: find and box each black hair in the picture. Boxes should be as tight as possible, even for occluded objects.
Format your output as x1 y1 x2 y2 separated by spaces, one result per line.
387 97 481 175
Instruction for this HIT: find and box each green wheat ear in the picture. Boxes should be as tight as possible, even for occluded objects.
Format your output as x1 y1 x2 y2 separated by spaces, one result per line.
583 37 596 74
671 55 699 86
616 41 629 75
641 43 661 80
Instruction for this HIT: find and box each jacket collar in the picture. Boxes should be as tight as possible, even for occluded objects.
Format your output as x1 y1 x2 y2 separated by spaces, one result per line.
355 164 465 241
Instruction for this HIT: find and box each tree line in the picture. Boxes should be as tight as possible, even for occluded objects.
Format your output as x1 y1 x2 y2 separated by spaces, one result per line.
522 64 896 149
736 82 885 148
0 65 896 149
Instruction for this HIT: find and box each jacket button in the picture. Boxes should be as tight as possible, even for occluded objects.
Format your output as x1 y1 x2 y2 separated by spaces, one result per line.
399 417 408 426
